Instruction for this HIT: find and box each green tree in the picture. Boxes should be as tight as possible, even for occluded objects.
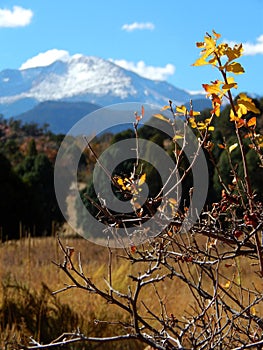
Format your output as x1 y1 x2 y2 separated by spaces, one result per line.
16 153 62 235
27 138 38 157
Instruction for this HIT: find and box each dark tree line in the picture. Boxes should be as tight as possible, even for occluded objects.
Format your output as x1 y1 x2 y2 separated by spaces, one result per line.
0 119 63 240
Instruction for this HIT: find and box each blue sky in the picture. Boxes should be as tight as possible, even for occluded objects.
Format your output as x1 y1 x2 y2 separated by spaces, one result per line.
1 0 263 96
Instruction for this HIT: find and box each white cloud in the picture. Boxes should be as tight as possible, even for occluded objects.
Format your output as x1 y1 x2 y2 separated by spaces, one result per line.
0 6 33 28
122 22 155 32
226 34 263 56
243 35 263 55
110 59 175 81
19 49 71 70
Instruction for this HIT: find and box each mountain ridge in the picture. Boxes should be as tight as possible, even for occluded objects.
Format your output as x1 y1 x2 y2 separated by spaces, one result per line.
0 54 211 133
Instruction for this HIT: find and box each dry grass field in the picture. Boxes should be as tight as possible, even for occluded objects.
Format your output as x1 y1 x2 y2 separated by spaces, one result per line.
0 235 262 349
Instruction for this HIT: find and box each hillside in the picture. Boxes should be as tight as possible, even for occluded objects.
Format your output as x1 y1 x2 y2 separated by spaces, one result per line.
15 100 100 134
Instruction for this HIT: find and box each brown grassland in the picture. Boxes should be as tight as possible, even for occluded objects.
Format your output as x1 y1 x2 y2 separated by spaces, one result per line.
0 234 262 349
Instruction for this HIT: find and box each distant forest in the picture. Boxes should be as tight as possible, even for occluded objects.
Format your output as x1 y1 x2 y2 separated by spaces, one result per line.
1 95 263 240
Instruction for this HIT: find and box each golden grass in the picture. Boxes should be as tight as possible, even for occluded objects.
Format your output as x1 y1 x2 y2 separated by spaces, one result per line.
0 235 263 349
1 235 262 314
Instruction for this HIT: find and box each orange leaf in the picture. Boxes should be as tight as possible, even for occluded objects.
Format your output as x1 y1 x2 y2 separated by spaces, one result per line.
133 202 142 210
196 41 205 48
236 119 246 128
66 246 74 269
161 105 171 111
247 117 256 127
66 246 75 258
211 93 221 105
141 105 145 117
212 30 221 39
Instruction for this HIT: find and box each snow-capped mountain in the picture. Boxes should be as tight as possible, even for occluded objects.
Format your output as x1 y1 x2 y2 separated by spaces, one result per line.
0 54 208 120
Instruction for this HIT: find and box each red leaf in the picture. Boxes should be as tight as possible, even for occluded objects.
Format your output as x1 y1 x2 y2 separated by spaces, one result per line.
130 245 137 253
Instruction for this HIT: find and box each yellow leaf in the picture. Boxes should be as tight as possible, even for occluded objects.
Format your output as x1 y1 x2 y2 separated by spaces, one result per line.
208 55 218 65
117 177 124 186
189 110 201 117
189 118 197 128
176 105 188 115
173 134 184 140
204 35 216 50
202 81 224 96
208 239 217 248
221 77 238 91
222 280 231 289
230 108 242 121
138 173 146 186
229 143 238 153
225 44 243 62
192 56 209 66
238 93 250 100
222 79 237 91
255 134 263 148
116 177 128 191
216 43 228 57
153 113 170 122
251 307 256 316
225 62 245 74
208 126 215 131
168 198 177 205
225 76 237 85
237 98 260 115
197 122 206 130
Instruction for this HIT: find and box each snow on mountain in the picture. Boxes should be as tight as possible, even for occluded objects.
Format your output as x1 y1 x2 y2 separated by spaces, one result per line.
0 54 208 118
23 55 137 101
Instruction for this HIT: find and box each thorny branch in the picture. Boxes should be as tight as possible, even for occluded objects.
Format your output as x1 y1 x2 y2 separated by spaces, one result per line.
20 31 263 349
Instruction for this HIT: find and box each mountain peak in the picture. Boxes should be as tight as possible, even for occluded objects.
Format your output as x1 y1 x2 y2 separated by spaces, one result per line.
0 52 210 119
